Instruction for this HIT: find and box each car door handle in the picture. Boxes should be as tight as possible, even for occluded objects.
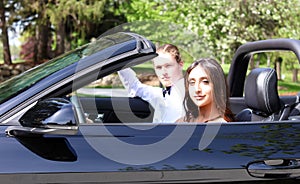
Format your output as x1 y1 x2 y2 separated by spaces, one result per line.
247 159 300 178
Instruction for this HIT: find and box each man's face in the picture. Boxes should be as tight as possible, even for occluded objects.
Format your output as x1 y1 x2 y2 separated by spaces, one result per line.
153 53 183 87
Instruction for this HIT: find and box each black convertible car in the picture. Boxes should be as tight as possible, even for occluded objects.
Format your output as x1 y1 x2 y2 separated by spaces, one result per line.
0 32 300 183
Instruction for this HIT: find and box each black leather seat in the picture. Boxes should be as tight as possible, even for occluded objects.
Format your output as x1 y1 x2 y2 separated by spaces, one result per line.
235 68 282 121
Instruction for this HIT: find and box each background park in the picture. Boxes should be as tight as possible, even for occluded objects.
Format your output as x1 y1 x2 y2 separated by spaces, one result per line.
1 0 300 94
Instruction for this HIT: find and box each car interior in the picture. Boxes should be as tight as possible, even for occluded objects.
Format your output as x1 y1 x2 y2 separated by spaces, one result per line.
69 45 300 125
74 67 300 124
235 67 282 121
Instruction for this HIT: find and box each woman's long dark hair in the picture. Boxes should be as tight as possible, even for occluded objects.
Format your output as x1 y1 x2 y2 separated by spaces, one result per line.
183 58 235 122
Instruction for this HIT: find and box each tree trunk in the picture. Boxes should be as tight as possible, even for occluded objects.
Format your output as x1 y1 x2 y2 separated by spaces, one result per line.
221 57 225 65
249 55 255 70
292 69 298 82
56 20 66 56
267 54 271 67
255 54 261 68
36 20 50 63
65 32 72 51
0 0 12 65
275 57 282 81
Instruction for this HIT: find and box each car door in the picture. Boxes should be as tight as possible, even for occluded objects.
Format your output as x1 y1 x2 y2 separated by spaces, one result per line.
2 86 298 182
3 119 300 183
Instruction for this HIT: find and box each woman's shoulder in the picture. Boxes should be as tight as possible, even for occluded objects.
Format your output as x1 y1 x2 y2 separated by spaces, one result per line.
175 117 185 123
207 117 227 123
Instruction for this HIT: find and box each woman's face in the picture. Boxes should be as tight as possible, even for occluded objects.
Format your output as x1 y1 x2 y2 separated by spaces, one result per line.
187 65 214 108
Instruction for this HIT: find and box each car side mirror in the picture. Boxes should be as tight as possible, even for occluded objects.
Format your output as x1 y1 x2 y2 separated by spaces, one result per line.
6 98 79 136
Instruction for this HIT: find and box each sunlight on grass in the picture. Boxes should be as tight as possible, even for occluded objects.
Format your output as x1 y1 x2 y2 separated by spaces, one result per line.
278 81 300 95
0 59 298 95
133 62 299 95
0 59 26 64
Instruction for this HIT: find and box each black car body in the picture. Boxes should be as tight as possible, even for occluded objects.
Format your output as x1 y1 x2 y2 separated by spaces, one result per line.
0 32 300 183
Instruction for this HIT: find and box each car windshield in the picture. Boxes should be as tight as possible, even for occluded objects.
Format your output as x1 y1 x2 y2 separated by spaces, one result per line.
0 32 135 103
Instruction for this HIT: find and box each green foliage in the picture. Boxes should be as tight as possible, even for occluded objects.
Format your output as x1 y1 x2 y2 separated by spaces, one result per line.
116 0 300 65
2 0 300 94
112 0 300 94
45 0 106 38
6 0 300 66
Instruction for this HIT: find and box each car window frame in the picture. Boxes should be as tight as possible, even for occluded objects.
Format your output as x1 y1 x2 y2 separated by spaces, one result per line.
0 33 157 124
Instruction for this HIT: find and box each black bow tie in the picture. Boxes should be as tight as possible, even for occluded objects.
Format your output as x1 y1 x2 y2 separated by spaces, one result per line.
162 86 171 97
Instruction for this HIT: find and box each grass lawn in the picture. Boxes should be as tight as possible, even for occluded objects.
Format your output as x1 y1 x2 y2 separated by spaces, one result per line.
220 64 299 95
0 59 26 64
133 62 299 95
0 59 299 95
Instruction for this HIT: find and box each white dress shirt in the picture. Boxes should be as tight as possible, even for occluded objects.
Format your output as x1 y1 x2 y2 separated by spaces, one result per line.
118 68 185 123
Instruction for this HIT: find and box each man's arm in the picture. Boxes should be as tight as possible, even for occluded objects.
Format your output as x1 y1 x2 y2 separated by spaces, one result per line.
118 68 166 123
118 68 161 100
118 68 141 97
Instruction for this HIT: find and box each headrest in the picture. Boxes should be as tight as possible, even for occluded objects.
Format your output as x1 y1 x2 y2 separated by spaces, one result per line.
244 68 281 116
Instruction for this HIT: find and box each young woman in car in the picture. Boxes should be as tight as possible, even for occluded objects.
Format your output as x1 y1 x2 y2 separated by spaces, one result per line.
176 58 235 123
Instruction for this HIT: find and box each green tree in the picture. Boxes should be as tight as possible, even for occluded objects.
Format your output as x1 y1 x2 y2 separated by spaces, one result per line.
14 0 109 62
0 42 3 61
115 0 210 64
117 0 300 65
46 0 107 53
0 0 13 65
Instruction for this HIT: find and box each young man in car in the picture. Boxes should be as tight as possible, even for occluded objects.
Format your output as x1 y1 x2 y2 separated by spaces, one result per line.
118 44 185 123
